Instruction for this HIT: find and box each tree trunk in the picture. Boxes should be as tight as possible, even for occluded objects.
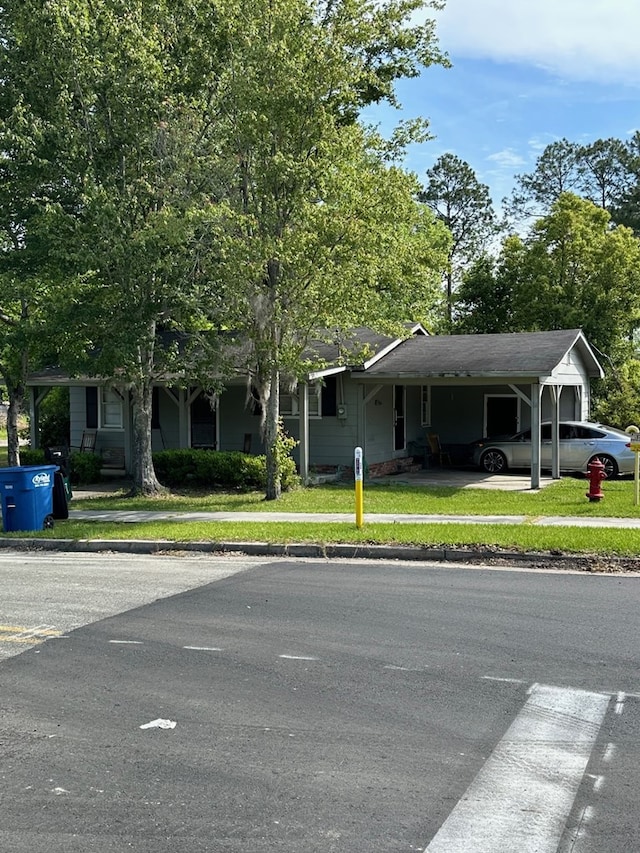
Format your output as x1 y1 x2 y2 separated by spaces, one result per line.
261 365 281 502
129 378 165 496
5 381 23 467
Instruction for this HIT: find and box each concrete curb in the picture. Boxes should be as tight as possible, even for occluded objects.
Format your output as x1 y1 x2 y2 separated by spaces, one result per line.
0 535 636 572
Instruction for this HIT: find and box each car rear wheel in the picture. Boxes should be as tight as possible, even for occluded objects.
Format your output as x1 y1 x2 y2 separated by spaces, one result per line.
590 454 618 479
480 449 508 474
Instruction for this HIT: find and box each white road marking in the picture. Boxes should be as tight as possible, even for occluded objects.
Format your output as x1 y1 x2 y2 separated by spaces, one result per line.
481 676 526 684
614 691 626 714
109 640 143 645
183 645 222 652
424 683 610 853
279 654 318 661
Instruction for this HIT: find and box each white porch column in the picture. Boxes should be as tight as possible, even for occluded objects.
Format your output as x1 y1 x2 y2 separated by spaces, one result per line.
549 385 562 479
530 382 542 490
299 382 309 483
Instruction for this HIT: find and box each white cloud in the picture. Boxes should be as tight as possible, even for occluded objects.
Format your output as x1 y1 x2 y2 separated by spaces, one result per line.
486 148 526 169
433 0 640 85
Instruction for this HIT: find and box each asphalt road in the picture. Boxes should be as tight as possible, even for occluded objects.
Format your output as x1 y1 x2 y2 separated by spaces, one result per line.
1 553 639 852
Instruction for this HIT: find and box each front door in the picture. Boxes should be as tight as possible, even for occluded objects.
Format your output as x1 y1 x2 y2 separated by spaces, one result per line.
485 395 519 437
393 385 405 451
190 391 216 449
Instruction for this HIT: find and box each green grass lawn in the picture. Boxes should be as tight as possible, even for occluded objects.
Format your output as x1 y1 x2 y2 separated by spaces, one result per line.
6 476 638 558
71 476 640 518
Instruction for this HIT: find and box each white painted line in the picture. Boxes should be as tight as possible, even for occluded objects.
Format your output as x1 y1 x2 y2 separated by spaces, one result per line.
183 646 222 652
482 676 526 684
424 684 610 853
279 654 318 661
615 690 626 715
109 640 143 645
602 742 617 763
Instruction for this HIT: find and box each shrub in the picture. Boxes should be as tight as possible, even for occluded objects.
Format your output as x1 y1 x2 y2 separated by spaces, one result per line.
69 451 103 485
19 448 46 466
15 447 101 485
152 449 299 491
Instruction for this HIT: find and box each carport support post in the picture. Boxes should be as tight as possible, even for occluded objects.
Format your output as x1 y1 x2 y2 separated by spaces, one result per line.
549 385 561 479
530 383 542 490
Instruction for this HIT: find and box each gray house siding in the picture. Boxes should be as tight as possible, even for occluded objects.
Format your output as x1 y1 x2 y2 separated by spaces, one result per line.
281 379 360 469
218 385 263 454
69 387 87 449
154 389 180 450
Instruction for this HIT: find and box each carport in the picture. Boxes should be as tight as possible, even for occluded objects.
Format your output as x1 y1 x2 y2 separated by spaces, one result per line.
356 329 604 490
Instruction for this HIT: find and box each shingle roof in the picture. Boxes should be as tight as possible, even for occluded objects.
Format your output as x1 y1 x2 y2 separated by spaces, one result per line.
361 329 603 379
305 324 426 369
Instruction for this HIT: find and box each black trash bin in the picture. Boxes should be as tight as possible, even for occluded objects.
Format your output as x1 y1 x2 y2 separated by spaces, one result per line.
45 446 73 506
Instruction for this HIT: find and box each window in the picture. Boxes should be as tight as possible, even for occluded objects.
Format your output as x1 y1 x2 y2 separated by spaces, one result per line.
100 387 123 429
281 384 321 418
421 385 431 426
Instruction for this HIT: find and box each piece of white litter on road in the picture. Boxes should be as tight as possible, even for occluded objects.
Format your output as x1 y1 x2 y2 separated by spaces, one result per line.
140 718 177 730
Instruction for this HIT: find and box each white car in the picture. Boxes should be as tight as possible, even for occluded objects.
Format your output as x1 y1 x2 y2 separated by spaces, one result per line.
471 421 636 478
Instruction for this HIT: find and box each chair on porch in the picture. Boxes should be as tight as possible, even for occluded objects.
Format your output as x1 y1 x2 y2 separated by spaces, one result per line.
70 430 97 454
427 433 452 467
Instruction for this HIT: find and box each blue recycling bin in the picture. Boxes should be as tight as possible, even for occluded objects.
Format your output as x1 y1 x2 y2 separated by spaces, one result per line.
0 465 58 532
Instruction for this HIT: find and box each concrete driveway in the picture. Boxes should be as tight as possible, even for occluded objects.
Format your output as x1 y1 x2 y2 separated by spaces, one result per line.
371 467 556 491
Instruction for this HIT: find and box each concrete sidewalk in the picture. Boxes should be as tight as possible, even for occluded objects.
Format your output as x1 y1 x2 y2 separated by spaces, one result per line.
67 508 640 529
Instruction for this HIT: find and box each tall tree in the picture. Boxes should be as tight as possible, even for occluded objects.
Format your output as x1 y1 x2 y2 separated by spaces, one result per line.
419 153 497 327
0 0 227 492
505 138 582 222
198 0 450 500
613 131 640 234
578 137 630 212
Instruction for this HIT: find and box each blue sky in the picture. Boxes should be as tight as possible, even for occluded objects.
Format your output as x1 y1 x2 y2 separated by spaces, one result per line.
365 0 640 207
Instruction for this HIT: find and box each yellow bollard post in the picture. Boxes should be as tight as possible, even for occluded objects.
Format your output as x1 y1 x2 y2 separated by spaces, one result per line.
354 446 364 529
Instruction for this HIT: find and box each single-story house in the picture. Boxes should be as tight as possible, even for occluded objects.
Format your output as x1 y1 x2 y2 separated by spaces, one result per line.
26 326 604 489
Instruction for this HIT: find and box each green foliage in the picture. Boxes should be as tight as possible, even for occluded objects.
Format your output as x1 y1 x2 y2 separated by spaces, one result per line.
69 451 103 486
152 449 299 492
0 0 450 499
272 420 300 491
455 195 640 353
38 387 70 447
19 448 46 466
591 359 640 431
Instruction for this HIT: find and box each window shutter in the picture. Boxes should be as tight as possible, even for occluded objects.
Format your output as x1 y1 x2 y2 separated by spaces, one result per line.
86 387 98 429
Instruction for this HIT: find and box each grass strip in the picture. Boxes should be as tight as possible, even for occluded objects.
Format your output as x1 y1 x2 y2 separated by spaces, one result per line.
12 519 640 558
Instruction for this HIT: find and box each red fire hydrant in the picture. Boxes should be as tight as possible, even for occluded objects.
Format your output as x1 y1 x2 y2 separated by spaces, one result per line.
586 458 607 502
